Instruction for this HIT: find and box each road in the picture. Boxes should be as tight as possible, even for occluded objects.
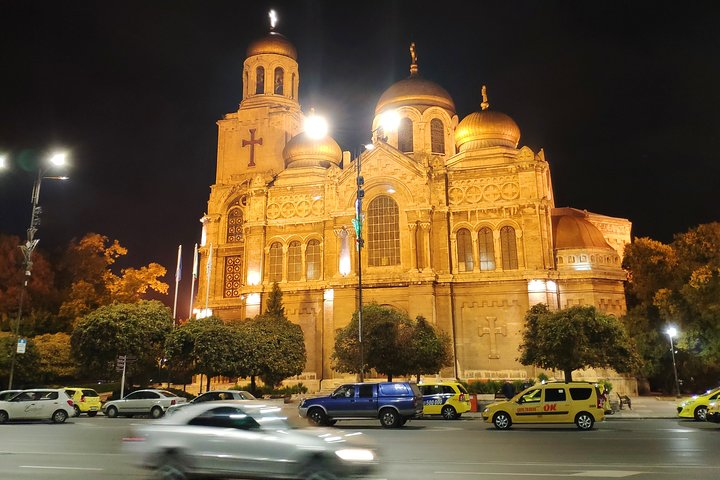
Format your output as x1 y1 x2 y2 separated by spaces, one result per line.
0 413 717 479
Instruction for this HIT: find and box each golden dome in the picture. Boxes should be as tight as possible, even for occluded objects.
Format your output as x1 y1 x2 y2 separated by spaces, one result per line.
455 85 521 151
247 32 297 60
551 208 613 250
283 132 342 168
374 43 455 114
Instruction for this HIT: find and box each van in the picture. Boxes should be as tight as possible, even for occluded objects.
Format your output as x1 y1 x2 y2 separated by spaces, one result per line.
481 381 604 430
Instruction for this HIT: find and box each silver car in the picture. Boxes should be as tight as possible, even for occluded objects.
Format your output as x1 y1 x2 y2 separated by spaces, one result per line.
103 389 186 419
165 389 256 416
123 400 379 480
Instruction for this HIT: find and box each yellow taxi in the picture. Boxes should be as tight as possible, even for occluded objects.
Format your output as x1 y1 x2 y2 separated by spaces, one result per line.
676 386 720 421
482 381 604 430
418 382 471 420
64 387 102 417
706 401 720 424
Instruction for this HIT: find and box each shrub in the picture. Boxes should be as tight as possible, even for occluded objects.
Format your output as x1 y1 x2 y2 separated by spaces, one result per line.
231 382 308 397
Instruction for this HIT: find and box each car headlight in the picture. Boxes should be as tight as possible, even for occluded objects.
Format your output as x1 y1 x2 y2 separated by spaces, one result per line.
482 408 489 413
335 448 375 462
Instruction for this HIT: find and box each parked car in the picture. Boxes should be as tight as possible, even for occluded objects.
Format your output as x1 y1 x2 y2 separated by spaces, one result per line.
482 381 605 430
418 381 471 420
676 386 720 421
0 390 22 402
0 388 75 423
298 382 423 428
706 401 720 424
103 389 186 418
123 401 379 480
64 387 102 417
166 390 256 416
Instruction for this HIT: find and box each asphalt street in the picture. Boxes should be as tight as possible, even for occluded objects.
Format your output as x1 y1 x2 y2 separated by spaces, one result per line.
0 411 717 480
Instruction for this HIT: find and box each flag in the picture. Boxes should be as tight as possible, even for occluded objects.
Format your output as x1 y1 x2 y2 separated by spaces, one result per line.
206 243 213 276
192 243 199 279
175 245 182 283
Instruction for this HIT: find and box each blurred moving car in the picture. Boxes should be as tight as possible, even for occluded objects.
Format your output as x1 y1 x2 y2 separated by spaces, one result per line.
103 389 186 418
418 382 470 420
482 381 605 430
64 387 102 417
123 400 379 480
166 389 256 415
0 390 22 401
0 388 75 423
676 386 720 421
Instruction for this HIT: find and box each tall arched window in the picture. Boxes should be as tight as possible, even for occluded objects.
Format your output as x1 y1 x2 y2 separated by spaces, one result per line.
456 228 473 272
255 66 265 94
291 72 296 99
268 242 283 282
398 117 413 153
306 239 321 280
500 226 518 270
287 241 302 281
478 227 495 271
368 195 400 267
430 118 445 154
226 208 244 243
274 67 284 95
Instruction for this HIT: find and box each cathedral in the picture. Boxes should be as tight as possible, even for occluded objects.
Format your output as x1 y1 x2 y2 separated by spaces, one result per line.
195 25 631 388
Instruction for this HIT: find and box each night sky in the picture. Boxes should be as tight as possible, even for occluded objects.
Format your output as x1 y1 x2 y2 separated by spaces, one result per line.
1 1 718 317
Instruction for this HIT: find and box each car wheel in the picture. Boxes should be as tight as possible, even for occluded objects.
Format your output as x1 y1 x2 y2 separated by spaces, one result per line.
0 410 8 424
155 452 188 480
106 406 118 418
150 406 164 419
308 407 327 426
73 405 81 417
87 411 98 417
52 410 68 424
379 408 400 428
300 458 340 480
493 411 512 430
441 405 457 420
694 406 708 421
575 412 595 430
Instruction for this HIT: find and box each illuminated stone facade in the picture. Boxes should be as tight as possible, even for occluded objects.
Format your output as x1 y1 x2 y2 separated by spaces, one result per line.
196 31 631 385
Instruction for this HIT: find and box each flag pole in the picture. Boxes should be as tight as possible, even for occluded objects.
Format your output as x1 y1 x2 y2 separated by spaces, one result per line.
173 244 182 325
189 243 198 318
204 243 213 313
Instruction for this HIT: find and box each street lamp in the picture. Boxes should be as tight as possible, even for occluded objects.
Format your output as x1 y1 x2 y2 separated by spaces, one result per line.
354 110 399 382
7 151 68 389
666 326 681 398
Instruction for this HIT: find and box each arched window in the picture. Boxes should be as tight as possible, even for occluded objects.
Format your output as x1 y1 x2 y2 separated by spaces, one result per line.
226 208 244 243
291 72 296 99
306 239 321 280
255 66 265 94
287 241 302 281
478 227 496 271
268 242 283 282
456 229 473 272
500 226 518 270
274 67 284 95
430 118 445 154
398 117 413 153
367 195 400 267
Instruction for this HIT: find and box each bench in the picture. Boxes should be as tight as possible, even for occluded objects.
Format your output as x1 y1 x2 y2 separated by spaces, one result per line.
617 393 632 410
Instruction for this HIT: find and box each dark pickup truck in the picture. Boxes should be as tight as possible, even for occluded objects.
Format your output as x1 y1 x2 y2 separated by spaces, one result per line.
298 382 423 428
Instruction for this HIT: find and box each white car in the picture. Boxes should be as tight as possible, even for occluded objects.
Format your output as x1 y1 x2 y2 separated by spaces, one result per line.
0 388 75 423
103 389 186 419
165 389 256 416
123 400 379 480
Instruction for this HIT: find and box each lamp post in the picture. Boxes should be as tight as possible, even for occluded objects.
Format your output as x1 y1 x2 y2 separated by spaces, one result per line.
666 326 681 398
7 152 68 389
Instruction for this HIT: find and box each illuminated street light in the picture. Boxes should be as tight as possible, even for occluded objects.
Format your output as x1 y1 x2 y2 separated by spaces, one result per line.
0 154 7 169
304 110 329 139
7 150 69 389
666 326 681 398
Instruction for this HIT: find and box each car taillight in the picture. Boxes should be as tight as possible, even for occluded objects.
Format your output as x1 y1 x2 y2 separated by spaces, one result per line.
67 400 74 407
80 395 85 403
171 399 176 405
459 393 466 402
122 437 146 443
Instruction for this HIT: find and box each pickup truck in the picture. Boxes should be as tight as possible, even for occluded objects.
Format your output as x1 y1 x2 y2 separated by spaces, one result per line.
298 382 423 428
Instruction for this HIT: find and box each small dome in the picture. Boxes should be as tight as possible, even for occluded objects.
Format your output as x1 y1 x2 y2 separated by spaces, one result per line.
455 85 521 151
247 32 297 60
283 132 342 168
375 77 455 114
552 208 613 250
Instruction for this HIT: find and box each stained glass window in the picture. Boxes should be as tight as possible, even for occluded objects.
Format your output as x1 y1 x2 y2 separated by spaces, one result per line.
368 196 400 267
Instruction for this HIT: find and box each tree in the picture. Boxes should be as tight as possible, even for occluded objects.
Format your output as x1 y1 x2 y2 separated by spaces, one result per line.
33 332 77 383
519 304 639 382
0 331 41 388
406 316 454 382
70 300 173 383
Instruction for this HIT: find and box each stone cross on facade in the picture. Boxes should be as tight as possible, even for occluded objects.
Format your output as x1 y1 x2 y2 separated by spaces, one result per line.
479 316 507 359
242 128 263 167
